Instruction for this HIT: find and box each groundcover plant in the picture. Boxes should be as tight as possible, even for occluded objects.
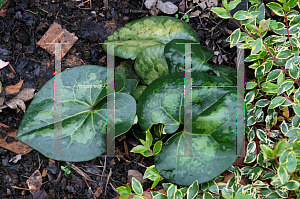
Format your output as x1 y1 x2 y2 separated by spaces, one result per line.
211 0 300 198
16 16 241 187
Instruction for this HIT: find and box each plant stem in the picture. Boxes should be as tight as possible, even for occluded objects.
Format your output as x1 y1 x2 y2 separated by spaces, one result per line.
284 10 292 50
258 32 300 87
226 10 257 39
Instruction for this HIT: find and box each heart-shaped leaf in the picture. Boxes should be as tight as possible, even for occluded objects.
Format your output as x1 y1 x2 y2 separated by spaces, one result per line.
103 16 200 59
137 72 241 186
164 39 215 74
17 65 136 162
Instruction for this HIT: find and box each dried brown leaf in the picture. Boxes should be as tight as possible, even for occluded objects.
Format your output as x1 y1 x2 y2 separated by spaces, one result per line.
156 0 178 14
4 88 36 113
5 80 23 95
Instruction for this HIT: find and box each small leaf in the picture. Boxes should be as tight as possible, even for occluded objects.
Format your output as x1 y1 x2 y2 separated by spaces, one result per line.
146 130 153 147
246 82 257 90
251 38 263 54
228 0 242 10
256 99 270 107
186 180 198 199
286 153 297 172
132 177 143 195
233 10 256 20
266 2 284 16
153 141 162 155
269 97 286 109
276 49 294 59
292 104 300 117
167 184 177 199
131 145 149 153
278 166 289 184
260 145 275 158
226 28 241 48
211 7 231 19
277 81 294 94
286 128 300 137
280 180 300 190
274 139 287 156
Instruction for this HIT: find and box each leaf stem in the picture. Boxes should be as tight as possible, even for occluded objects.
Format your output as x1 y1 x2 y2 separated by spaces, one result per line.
226 10 257 39
258 32 300 87
284 10 292 50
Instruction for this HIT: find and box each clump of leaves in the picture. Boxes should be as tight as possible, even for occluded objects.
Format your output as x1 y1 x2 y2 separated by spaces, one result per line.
212 0 300 198
61 166 71 177
17 16 240 187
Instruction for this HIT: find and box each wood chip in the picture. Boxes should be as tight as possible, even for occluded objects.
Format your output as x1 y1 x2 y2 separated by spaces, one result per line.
0 127 32 154
37 22 78 59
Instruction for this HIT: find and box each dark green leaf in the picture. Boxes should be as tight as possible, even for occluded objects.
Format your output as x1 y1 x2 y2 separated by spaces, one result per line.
276 49 294 59
131 86 147 101
251 38 263 54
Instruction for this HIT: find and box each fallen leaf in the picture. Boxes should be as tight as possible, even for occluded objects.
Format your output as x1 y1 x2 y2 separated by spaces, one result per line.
0 125 32 154
179 0 185 12
190 10 201 18
156 0 178 14
41 170 48 177
283 106 289 118
149 5 159 16
142 191 152 199
0 59 9 69
127 170 145 184
26 170 42 195
206 0 218 7
5 80 24 95
94 187 103 197
0 88 36 113
144 0 157 9
198 2 206 9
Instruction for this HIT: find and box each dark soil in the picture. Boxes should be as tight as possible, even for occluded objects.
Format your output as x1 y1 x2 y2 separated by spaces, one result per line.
0 0 250 198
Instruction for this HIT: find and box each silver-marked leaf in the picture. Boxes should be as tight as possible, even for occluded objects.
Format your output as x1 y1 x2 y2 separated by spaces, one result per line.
164 39 215 74
228 0 242 10
249 167 263 181
244 152 256 163
167 184 177 199
141 72 241 186
17 65 136 162
289 62 299 79
103 16 199 59
256 129 267 142
135 44 169 85
286 56 300 69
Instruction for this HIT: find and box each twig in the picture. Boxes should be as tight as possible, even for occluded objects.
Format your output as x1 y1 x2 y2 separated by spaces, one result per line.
104 168 112 199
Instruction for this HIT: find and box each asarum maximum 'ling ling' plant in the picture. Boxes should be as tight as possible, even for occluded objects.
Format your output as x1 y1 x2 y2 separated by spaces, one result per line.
16 16 242 187
212 0 300 198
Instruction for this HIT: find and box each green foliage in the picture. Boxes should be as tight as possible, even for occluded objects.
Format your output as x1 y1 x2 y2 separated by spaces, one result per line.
212 0 300 198
17 16 240 190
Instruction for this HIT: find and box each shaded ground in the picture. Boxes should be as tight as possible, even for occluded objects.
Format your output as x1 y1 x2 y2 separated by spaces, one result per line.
0 0 248 198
